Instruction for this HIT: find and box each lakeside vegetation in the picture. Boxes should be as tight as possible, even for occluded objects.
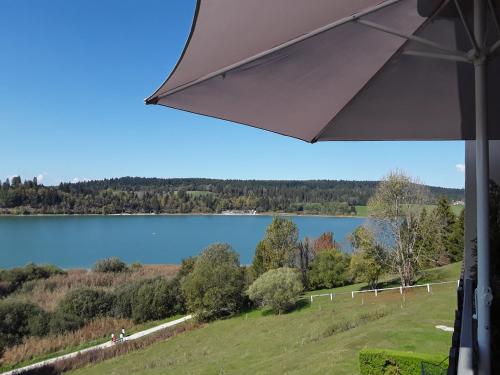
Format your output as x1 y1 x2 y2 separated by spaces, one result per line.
0 176 463 216
0 262 180 371
68 263 460 375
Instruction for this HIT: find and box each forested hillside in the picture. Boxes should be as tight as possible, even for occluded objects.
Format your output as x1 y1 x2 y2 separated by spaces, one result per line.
0 176 464 216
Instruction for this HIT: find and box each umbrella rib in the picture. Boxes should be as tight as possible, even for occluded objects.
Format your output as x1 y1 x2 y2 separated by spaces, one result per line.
490 39 500 54
453 0 480 54
403 50 471 63
355 19 468 59
152 0 404 101
487 0 500 38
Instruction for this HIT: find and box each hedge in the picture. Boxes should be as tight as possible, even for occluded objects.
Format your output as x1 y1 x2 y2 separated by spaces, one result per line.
359 348 448 375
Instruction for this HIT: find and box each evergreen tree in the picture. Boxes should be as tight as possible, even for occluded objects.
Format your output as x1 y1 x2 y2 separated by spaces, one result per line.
449 208 465 262
250 240 266 280
435 196 458 264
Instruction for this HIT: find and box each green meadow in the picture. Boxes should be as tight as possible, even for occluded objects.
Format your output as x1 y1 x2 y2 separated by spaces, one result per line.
70 263 460 375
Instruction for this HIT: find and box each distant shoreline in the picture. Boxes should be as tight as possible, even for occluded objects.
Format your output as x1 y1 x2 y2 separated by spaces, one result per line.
0 212 367 219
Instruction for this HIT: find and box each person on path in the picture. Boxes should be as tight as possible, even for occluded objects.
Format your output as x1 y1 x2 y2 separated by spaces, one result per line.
119 332 124 343
111 333 116 344
121 327 126 338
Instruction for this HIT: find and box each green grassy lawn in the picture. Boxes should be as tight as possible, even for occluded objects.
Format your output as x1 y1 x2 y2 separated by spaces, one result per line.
355 205 368 217
69 263 460 375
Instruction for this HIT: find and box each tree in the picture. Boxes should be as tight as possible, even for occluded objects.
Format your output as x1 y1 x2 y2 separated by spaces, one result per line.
368 171 431 286
10 176 21 188
308 248 351 289
295 237 314 289
313 232 339 253
433 196 458 264
261 217 298 271
449 208 465 262
247 268 303 314
181 243 245 321
349 226 387 288
250 240 266 280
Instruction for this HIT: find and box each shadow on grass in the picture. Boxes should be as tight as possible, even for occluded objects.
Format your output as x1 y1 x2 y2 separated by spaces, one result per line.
255 299 311 317
359 277 400 291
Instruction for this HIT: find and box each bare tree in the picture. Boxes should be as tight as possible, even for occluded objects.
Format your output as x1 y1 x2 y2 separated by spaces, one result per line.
368 170 431 286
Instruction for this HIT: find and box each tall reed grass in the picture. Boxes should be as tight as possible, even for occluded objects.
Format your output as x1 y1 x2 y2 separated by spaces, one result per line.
9 264 179 311
0 318 133 367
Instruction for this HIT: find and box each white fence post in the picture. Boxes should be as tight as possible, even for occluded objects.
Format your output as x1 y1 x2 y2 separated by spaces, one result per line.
304 280 456 304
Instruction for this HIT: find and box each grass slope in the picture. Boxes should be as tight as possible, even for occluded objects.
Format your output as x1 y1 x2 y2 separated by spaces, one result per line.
70 263 460 375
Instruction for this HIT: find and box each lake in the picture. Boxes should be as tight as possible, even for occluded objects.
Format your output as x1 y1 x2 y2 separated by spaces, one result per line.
0 215 366 269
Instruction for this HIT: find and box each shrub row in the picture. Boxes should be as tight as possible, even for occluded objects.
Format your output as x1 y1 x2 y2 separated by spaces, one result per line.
0 263 65 297
92 257 128 273
358 348 448 375
0 276 185 353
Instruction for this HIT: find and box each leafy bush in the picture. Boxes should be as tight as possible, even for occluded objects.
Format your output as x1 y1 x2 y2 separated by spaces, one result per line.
113 278 185 323
92 257 128 273
0 301 49 350
247 267 303 314
57 288 114 322
181 243 245 321
175 256 197 280
308 248 351 289
358 349 447 375
0 263 65 297
48 311 84 335
112 281 142 319
132 278 184 323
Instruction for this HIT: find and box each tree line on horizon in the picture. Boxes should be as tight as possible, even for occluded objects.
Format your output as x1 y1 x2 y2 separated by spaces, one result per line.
0 176 464 216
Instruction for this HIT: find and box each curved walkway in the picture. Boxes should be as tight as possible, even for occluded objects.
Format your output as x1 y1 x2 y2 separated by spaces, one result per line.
2 315 193 375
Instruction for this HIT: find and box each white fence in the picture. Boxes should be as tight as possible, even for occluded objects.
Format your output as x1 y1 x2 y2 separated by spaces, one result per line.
308 280 459 303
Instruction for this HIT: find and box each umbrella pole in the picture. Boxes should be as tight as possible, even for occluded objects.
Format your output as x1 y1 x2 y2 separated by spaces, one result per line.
474 0 492 374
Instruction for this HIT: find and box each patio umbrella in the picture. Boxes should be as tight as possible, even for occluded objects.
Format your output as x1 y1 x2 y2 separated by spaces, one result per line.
146 0 500 372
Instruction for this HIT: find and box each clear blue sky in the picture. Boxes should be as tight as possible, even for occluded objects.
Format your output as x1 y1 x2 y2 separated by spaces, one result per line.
0 0 465 188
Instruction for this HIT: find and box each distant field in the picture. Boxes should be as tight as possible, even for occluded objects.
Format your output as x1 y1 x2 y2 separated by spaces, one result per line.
70 263 460 375
355 205 368 217
355 204 464 217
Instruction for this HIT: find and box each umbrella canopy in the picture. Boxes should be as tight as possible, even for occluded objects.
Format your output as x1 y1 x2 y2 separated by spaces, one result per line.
146 1 500 373
146 0 500 142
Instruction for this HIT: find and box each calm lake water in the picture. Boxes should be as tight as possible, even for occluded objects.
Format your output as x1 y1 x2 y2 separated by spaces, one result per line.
0 215 365 269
